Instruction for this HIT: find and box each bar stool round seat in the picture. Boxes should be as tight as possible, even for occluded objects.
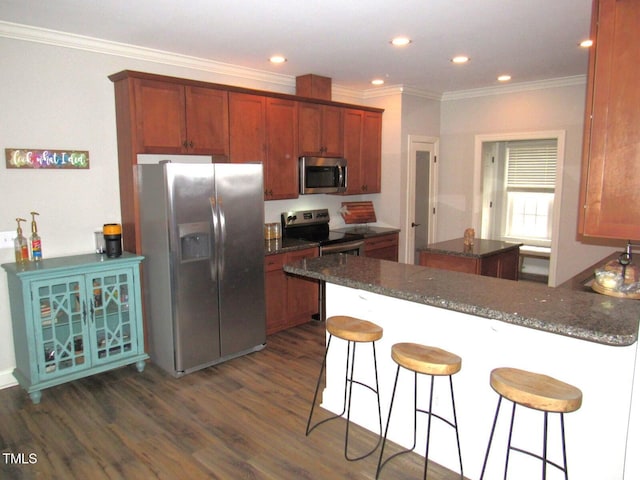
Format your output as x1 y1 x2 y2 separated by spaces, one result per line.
377 343 464 479
306 315 384 462
327 315 383 343
392 342 461 376
480 367 583 480
490 367 582 413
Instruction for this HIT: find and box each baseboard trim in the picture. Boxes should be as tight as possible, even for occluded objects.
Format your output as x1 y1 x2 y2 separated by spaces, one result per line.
0 368 18 390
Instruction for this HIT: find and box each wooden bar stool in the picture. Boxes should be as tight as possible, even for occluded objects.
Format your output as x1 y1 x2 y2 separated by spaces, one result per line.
376 343 463 479
306 315 384 461
480 367 583 480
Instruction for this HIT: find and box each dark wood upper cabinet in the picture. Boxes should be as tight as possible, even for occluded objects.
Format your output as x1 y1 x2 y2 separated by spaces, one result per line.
133 78 186 153
265 97 299 200
229 92 266 163
133 78 228 156
578 0 640 240
229 94 298 199
298 102 343 157
343 109 364 194
360 111 382 194
185 86 229 156
343 109 382 194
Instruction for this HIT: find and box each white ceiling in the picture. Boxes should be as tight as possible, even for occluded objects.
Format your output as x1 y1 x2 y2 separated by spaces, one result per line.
1 0 593 95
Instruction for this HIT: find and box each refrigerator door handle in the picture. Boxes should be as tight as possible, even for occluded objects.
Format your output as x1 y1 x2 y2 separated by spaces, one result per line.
210 196 219 282
217 196 226 278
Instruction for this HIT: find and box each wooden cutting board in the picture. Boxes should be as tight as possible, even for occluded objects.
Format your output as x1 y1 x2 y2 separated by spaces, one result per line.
340 201 377 224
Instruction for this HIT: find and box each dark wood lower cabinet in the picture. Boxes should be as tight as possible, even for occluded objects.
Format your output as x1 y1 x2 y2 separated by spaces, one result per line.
265 248 319 335
364 233 399 261
418 238 521 280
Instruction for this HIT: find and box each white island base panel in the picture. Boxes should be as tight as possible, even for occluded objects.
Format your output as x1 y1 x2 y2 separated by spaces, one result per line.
322 283 640 480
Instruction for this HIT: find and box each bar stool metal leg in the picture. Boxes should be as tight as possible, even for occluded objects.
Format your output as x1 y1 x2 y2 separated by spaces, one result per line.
306 333 383 462
480 395 502 480
377 366 463 479
376 365 415 478
449 375 464 477
481 367 581 480
505 402 517 480
344 340 383 461
306 334 334 436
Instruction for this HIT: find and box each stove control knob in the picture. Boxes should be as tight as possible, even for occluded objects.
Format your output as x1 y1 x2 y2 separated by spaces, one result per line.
287 215 297 223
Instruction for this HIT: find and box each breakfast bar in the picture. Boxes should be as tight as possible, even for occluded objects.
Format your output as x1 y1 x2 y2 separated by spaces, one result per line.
284 254 640 480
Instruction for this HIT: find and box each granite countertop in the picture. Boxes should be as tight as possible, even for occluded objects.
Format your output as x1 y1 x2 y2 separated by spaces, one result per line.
418 237 522 258
264 238 319 256
332 226 400 238
283 254 640 346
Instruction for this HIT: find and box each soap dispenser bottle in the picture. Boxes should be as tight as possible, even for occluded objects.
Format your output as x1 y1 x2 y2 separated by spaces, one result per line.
14 218 29 263
29 211 42 261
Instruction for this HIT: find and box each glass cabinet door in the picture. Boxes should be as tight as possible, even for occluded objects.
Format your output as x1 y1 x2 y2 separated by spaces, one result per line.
31 276 89 377
88 269 137 365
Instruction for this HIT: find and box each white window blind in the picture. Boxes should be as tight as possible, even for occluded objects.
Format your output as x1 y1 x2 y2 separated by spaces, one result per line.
506 140 557 189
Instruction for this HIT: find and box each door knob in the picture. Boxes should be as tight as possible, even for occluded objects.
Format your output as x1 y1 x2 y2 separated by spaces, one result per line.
411 222 421 227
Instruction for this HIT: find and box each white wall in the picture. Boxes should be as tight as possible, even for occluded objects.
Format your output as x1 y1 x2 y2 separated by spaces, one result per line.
439 83 619 285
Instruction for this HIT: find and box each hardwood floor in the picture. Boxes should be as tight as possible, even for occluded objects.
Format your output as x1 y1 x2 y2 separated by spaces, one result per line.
0 322 466 479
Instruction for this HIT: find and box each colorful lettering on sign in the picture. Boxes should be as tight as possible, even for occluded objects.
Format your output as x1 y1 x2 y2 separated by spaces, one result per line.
5 149 90 169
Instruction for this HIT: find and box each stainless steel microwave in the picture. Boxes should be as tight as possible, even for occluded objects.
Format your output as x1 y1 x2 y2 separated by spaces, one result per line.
299 156 347 194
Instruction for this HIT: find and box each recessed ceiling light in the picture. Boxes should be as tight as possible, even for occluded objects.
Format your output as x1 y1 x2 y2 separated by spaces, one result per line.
498 75 512 82
371 79 385 86
451 56 470 64
269 55 287 64
579 39 593 48
391 37 412 47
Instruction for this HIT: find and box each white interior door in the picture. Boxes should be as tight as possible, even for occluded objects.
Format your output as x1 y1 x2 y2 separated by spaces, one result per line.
405 136 438 264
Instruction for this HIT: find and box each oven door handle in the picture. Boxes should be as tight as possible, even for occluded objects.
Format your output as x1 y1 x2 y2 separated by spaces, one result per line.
321 239 365 255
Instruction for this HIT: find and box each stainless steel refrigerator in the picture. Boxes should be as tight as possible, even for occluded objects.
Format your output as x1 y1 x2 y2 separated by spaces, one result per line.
137 162 266 377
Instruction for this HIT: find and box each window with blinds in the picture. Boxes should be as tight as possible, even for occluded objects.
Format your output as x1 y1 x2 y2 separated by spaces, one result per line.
506 140 557 190
502 139 557 245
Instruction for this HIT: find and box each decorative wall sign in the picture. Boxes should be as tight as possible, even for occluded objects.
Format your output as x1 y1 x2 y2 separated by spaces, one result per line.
5 148 90 169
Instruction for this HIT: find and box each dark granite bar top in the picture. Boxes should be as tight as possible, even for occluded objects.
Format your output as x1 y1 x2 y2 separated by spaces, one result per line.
418 237 522 258
283 254 640 346
264 238 318 256
332 226 400 238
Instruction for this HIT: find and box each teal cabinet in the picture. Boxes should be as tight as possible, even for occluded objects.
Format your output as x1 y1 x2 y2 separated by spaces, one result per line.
2 253 148 403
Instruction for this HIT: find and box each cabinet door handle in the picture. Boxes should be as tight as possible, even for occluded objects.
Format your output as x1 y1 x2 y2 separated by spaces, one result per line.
82 300 87 324
189 141 194 148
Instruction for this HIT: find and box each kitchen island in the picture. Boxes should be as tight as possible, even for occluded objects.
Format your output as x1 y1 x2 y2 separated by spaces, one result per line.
284 255 640 479
418 237 522 280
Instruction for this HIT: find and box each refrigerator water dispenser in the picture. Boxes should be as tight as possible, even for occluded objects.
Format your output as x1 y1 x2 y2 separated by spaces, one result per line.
179 222 210 262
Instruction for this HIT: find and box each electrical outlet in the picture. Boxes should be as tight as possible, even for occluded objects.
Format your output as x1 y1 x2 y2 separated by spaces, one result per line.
0 230 16 249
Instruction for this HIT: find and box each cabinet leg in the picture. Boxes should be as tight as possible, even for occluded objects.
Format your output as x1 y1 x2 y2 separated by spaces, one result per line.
136 360 146 373
29 390 42 404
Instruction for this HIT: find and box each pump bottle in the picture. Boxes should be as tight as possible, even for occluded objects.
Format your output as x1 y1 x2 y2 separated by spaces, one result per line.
14 218 29 263
29 211 42 261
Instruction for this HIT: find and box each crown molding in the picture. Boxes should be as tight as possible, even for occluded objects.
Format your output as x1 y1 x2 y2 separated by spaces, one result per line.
441 75 587 101
1 21 588 103
0 21 295 90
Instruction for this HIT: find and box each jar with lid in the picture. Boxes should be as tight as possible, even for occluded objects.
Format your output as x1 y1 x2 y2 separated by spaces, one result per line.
264 222 281 240
103 224 122 258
